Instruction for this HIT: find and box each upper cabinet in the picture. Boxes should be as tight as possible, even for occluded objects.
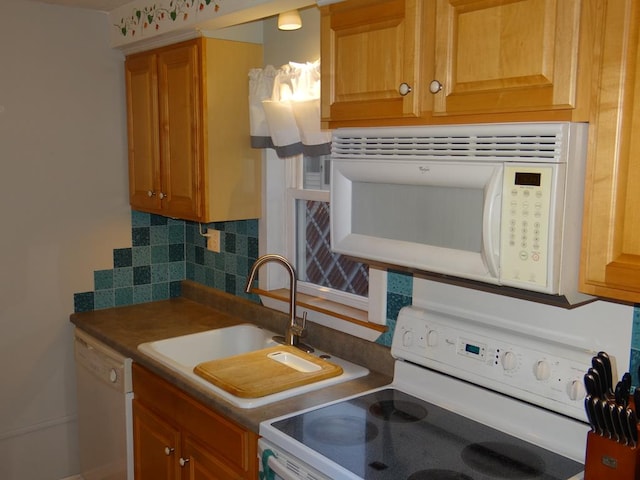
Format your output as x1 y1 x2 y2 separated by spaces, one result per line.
125 38 263 223
321 0 601 127
320 0 424 124
579 0 640 303
432 0 584 117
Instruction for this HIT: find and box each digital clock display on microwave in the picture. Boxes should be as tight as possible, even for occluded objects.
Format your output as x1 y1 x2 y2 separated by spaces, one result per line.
514 171 542 186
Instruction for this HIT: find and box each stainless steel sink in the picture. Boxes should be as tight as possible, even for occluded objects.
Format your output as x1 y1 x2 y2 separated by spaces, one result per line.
137 324 369 408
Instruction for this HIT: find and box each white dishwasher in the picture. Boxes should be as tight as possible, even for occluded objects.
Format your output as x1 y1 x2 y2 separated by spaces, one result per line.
74 329 133 480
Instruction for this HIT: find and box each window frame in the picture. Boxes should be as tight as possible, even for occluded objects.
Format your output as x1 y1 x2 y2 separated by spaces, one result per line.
257 150 387 339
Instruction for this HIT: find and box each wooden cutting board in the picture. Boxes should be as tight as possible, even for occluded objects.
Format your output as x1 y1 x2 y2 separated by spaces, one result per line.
193 345 344 398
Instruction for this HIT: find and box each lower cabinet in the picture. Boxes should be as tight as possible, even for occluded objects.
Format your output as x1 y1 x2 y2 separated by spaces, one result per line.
132 363 258 480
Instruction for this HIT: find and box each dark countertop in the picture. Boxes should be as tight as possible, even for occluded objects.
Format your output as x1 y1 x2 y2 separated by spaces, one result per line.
70 280 394 432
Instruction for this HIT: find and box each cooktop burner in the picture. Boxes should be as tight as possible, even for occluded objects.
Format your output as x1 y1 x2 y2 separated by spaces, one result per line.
407 470 473 480
307 415 379 445
369 399 428 423
270 388 583 479
462 442 545 478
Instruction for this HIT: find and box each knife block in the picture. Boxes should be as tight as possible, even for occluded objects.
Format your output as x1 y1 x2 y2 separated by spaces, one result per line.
585 431 640 479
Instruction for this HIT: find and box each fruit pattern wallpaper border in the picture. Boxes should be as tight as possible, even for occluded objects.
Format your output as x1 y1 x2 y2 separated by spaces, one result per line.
115 0 224 38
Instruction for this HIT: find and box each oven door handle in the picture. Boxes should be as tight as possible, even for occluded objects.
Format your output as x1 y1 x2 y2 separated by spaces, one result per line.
263 451 301 480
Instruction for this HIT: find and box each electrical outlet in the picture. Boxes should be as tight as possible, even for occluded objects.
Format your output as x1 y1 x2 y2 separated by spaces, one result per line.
206 229 221 253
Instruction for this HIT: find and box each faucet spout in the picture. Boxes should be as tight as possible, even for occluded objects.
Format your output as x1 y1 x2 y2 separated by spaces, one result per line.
245 254 313 353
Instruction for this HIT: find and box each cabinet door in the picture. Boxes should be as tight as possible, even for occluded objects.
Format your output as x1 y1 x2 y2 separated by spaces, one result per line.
157 43 203 220
321 0 422 123
432 0 582 116
181 434 247 480
133 400 181 480
126 54 161 212
580 0 640 302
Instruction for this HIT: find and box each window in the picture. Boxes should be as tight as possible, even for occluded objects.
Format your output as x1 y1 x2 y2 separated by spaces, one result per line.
288 155 369 311
259 151 387 339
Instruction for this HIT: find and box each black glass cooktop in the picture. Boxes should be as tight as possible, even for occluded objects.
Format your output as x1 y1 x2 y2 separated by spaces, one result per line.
271 389 583 480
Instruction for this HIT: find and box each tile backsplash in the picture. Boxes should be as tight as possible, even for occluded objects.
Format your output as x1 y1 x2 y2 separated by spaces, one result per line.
72 210 414 346
73 211 259 312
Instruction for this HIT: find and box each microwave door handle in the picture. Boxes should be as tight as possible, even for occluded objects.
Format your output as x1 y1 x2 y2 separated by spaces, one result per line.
482 167 502 279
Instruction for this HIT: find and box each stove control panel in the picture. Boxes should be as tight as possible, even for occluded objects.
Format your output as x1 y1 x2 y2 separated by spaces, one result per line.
391 306 593 421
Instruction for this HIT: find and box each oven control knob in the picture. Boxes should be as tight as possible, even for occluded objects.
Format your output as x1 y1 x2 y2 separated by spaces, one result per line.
567 379 586 401
426 329 439 347
534 360 551 381
501 351 518 371
402 330 414 347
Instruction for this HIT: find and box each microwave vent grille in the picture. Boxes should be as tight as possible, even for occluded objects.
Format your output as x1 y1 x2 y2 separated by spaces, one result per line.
332 124 569 162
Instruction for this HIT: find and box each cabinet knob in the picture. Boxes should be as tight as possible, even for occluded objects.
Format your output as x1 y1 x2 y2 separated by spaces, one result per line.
164 446 174 456
147 190 156 197
398 82 412 96
159 192 166 200
429 80 443 94
179 457 190 467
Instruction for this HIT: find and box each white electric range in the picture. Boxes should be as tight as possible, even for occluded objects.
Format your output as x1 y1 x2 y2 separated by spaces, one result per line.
258 302 599 480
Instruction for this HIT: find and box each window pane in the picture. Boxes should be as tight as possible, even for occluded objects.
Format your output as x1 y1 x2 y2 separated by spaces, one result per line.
303 155 331 190
296 199 368 297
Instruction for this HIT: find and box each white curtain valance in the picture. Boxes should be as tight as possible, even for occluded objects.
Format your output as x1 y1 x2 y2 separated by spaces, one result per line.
249 61 331 158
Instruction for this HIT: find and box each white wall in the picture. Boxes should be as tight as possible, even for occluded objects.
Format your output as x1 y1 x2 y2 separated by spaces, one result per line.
0 1 131 478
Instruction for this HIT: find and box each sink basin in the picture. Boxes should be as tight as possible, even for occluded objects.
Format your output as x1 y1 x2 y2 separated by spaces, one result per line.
137 324 369 408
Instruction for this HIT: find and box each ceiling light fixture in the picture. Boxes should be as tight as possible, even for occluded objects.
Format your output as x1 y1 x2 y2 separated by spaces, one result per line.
278 10 302 31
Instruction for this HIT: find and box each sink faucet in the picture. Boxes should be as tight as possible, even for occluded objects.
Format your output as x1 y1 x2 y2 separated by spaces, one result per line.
244 254 314 353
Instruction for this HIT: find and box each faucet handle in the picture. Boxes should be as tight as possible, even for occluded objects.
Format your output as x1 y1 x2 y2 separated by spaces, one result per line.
291 311 308 336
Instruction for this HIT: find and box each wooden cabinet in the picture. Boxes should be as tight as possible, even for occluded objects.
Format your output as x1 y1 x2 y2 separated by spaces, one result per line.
125 38 263 222
432 0 585 117
132 363 258 480
321 0 600 127
320 0 424 124
579 0 640 303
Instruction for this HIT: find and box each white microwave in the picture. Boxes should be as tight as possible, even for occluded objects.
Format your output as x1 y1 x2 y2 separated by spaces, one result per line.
330 122 591 305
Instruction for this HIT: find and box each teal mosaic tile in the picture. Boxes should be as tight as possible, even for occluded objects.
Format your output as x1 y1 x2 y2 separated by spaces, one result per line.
169 224 185 244
94 289 114 310
152 282 170 301
152 245 169 264
132 227 150 246
150 225 169 245
115 287 133 306
168 262 185 281
630 305 640 387
114 267 133 288
74 292 94 312
133 284 153 303
113 248 132 268
387 269 413 295
631 305 640 350
133 266 151 285
132 210 151 227
151 264 169 283
132 246 151 267
151 215 168 226
94 270 113 290
169 281 181 297
169 244 184 262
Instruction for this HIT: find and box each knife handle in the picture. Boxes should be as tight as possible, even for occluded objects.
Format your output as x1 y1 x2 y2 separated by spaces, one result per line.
597 351 613 395
627 408 638 447
584 394 598 434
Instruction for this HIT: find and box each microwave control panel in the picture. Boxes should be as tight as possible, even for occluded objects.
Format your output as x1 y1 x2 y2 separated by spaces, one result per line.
499 165 554 292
